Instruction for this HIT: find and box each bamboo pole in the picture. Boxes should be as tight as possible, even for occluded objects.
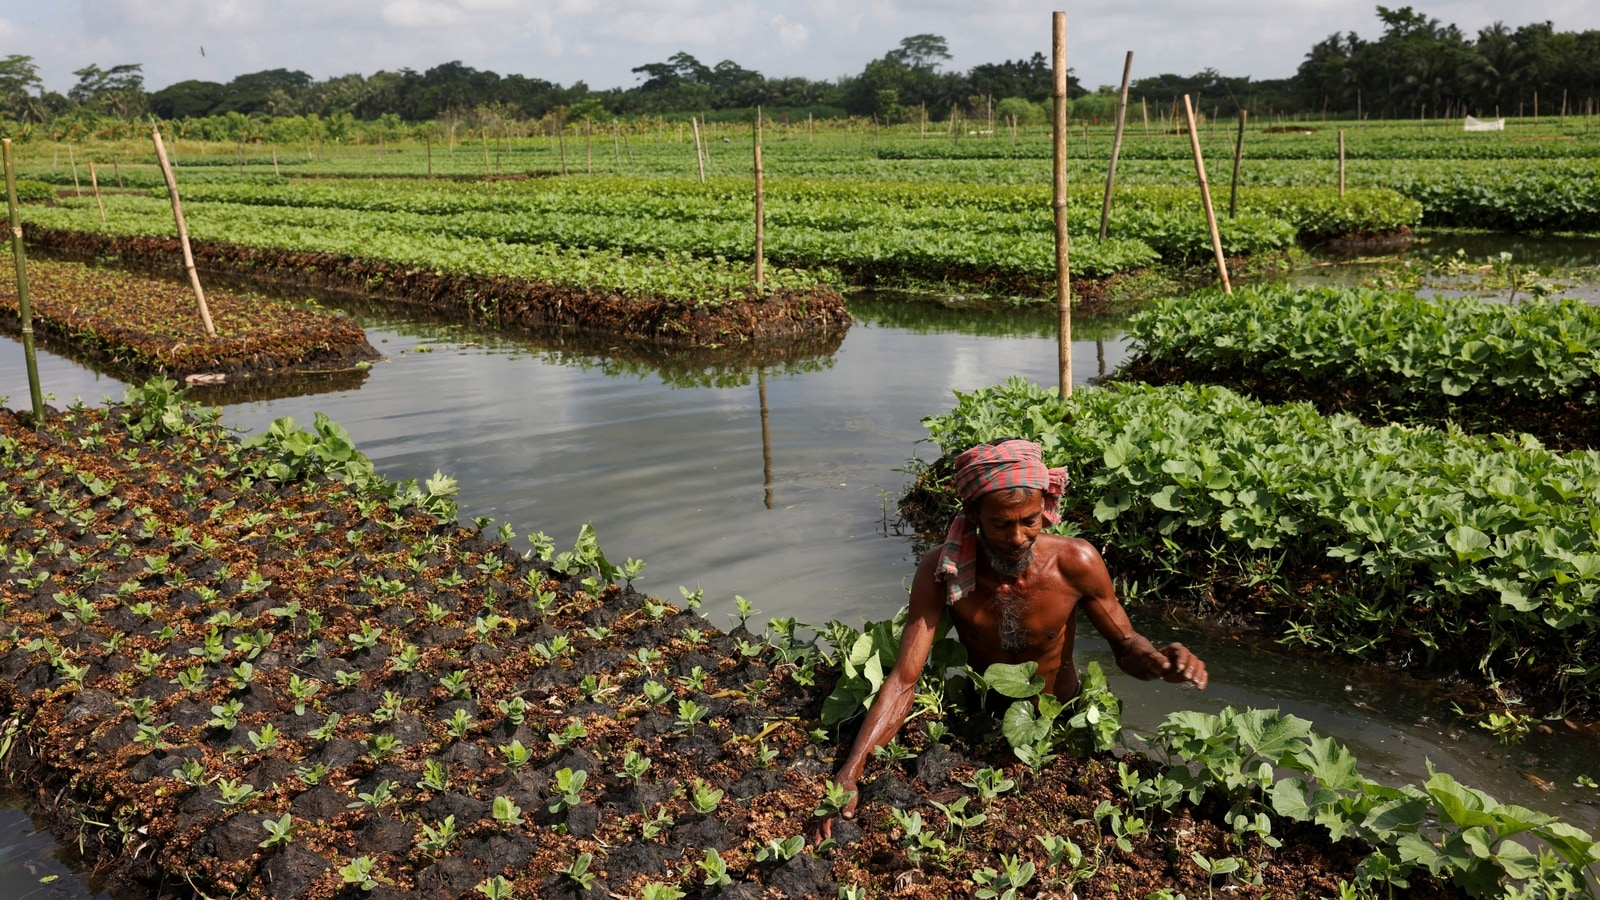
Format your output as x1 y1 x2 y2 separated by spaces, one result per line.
3 139 45 424
1141 97 1149 135
612 122 621 171
1051 11 1072 397
88 162 105 223
68 145 81 196
271 147 280 177
114 158 123 188
1228 110 1246 218
754 144 765 286
424 136 432 179
150 125 215 336
558 123 568 176
1337 129 1346 198
1182 95 1230 294
585 118 593 175
481 128 491 178
691 117 706 183
1099 51 1134 242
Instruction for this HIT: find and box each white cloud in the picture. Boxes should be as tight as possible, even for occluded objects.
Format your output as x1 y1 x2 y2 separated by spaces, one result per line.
594 1 759 47
773 14 809 53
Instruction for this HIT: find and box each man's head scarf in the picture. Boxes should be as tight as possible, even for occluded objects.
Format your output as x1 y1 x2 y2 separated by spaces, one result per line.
935 438 1069 606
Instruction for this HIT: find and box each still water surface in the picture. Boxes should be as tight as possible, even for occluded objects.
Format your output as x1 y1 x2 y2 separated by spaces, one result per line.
1 279 1597 897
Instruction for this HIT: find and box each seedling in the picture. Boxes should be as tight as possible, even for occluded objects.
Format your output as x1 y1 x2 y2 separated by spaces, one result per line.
499 739 534 770
963 767 1017 805
618 750 651 783
308 713 340 741
247 724 281 751
416 815 458 853
259 813 295 848
637 883 685 900
417 759 451 793
439 670 472 699
755 835 804 863
973 854 1035 900
295 763 328 786
642 680 671 705
697 848 732 887
548 768 587 814
214 778 260 807
497 695 528 724
547 720 587 747
445 708 474 739
813 780 856 819
491 795 522 830
365 733 401 761
348 780 395 810
1192 852 1242 899
558 853 596 890
338 856 382 891
475 875 516 900
673 699 708 734
286 674 320 715
688 778 723 815
208 699 244 731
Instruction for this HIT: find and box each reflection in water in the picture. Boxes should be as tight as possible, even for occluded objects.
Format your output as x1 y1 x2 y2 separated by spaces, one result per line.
759 368 773 510
848 290 1129 341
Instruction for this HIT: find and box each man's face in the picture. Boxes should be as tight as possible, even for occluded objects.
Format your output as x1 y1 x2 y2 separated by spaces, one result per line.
975 489 1045 567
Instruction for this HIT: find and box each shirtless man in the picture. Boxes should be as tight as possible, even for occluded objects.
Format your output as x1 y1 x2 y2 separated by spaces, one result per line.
818 438 1207 838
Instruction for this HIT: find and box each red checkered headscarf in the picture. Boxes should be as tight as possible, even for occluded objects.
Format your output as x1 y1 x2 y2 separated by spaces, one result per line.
935 439 1069 605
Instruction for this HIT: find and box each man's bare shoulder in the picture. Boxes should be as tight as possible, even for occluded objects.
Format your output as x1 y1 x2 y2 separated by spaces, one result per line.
1039 534 1106 575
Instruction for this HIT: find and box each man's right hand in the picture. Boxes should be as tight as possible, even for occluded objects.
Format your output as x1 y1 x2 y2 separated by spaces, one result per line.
811 779 861 844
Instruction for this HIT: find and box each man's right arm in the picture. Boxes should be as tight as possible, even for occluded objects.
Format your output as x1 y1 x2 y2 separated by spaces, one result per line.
817 550 946 839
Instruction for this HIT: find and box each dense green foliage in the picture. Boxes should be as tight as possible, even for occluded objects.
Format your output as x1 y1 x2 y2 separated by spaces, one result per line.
19 198 820 305
918 378 1600 709
1125 284 1600 404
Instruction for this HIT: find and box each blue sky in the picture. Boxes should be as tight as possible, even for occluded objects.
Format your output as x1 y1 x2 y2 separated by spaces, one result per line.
4 1 1600 96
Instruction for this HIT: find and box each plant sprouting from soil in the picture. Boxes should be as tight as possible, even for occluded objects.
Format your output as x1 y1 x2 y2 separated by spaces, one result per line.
259 814 295 849
491 795 523 830
499 739 534 770
755 835 804 863
687 778 723 815
549 768 587 814
618 750 650 783
559 852 597 890
697 848 732 887
416 815 458 853
475 874 515 900
338 856 383 891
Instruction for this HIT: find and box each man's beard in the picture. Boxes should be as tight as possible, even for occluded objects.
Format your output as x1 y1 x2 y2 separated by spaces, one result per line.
981 541 1034 580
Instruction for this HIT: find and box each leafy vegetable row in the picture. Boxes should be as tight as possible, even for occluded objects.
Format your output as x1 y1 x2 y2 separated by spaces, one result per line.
19 198 820 305
1121 284 1600 440
916 378 1600 711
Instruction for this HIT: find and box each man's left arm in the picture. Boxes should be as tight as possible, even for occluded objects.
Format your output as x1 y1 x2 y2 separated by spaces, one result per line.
1066 539 1208 689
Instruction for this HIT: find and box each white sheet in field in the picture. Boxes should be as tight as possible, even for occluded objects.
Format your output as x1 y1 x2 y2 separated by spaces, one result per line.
1464 116 1505 132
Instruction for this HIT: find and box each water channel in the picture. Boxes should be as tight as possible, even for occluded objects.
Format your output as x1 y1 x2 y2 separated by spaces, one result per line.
2 243 1599 897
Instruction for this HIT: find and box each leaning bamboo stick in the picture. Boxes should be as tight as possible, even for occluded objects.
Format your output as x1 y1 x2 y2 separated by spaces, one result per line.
1099 51 1134 243
150 125 215 336
68 145 81 197
1182 95 1231 294
1338 129 1346 198
3 139 45 424
691 117 706 183
88 161 105 223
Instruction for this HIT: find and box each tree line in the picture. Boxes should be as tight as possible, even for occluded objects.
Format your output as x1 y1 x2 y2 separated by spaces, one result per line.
1 6 1597 138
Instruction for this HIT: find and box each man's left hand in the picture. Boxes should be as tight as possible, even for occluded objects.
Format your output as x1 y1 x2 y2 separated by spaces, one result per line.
1146 643 1207 689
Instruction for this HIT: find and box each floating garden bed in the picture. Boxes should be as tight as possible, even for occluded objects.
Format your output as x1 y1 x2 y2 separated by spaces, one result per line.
21 224 849 350
5 385 1595 897
901 378 1600 730
1117 284 1600 450
0 252 378 387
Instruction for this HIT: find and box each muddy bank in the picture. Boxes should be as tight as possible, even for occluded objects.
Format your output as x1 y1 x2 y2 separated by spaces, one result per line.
24 227 852 349
0 394 1490 899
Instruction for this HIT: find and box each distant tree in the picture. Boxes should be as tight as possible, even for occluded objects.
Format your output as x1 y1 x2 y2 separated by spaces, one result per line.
887 34 951 71
149 79 226 118
69 63 147 118
0 54 47 121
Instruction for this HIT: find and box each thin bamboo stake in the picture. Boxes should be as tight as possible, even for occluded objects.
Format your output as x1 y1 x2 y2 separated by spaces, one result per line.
68 145 81 196
1228 110 1247 218
558 123 569 176
1182 95 1230 294
424 136 432 179
114 158 123 188
612 122 621 171
3 139 45 424
271 147 280 177
1337 129 1346 198
1099 51 1134 243
481 128 491 178
1141 97 1149 135
150 125 215 335
88 162 105 223
1051 11 1072 397
754 143 765 285
691 117 706 183
584 118 593 175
